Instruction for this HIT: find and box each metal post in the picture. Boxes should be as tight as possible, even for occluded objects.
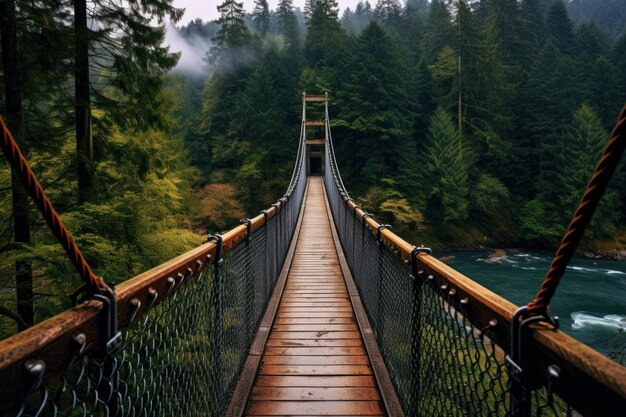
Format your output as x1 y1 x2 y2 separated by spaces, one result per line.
375 225 391 336
208 234 224 404
409 246 431 416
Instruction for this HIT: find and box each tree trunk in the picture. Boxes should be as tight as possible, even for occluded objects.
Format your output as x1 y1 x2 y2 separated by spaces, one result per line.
0 0 34 330
74 0 93 202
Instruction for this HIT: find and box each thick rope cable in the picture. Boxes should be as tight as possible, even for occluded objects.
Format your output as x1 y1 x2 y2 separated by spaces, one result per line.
527 104 626 316
0 116 110 296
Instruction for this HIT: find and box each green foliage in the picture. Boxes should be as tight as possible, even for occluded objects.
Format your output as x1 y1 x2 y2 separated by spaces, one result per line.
471 173 509 216
421 108 469 224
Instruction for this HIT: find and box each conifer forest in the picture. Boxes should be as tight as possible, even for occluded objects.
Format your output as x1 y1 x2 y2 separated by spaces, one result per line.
0 0 625 337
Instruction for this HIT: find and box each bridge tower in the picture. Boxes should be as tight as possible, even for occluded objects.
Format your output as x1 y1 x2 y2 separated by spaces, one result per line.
303 92 328 176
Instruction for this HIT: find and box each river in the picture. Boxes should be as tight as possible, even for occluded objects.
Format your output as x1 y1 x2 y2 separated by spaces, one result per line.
440 250 626 362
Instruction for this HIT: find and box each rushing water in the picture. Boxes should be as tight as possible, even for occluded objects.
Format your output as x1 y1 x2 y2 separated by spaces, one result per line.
441 250 626 360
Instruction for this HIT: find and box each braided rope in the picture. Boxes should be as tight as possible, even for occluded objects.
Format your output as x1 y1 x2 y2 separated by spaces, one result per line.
0 116 109 295
527 105 626 316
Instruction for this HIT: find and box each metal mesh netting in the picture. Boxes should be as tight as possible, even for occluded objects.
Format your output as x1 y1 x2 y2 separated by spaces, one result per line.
322 106 575 417
4 126 307 417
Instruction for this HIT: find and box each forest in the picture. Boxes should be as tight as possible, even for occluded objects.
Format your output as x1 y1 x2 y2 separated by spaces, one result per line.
0 0 624 336
179 0 626 250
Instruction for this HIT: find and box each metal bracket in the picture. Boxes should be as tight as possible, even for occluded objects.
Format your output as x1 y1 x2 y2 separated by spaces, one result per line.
93 286 123 356
376 224 392 243
410 246 432 278
207 234 224 267
506 306 559 417
261 209 269 227
242 218 253 243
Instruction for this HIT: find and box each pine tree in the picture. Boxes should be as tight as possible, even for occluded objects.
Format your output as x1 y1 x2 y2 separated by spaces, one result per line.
74 0 92 202
374 0 403 30
304 0 344 66
421 107 469 223
405 0 430 16
613 31 626 106
422 0 455 63
209 0 252 68
252 0 271 37
353 1 374 33
335 21 413 186
304 0 319 20
277 0 300 44
559 104 613 228
546 0 576 55
519 41 583 198
518 0 547 69
0 0 33 330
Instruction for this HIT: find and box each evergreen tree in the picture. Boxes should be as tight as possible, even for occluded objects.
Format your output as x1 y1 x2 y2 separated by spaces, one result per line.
422 0 455 63
405 0 430 16
335 21 413 186
518 0 548 68
374 0 404 30
611 31 626 102
276 0 300 45
546 0 576 55
0 0 33 330
304 0 344 66
210 0 253 68
353 1 374 33
559 104 616 239
421 107 469 224
304 0 319 20
519 41 583 198
252 0 271 37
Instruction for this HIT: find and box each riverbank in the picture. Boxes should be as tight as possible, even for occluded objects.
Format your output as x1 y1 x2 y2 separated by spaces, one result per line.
411 222 626 261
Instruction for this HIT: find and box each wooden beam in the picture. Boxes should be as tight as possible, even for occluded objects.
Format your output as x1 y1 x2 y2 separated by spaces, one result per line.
303 95 328 102
306 139 324 145
305 120 325 126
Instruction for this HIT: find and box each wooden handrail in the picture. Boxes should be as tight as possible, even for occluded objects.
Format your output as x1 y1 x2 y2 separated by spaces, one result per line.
0 202 284 411
342 195 626 415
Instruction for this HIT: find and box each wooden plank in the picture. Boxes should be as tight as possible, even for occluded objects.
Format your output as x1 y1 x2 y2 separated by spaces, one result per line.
274 318 356 324
254 376 376 387
271 324 359 332
263 346 367 357
261 356 370 365
246 400 383 415
266 339 364 347
250 387 380 401
303 95 328 102
259 365 372 376
277 311 354 318
269 332 362 340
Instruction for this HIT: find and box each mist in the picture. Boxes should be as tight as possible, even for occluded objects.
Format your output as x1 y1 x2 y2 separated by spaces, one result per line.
164 21 211 76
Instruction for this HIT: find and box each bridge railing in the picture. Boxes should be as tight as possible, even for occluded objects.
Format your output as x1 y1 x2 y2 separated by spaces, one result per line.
0 113 307 416
322 101 626 417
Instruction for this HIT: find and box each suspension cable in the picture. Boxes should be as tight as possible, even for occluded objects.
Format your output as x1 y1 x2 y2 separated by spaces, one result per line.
527 104 626 316
0 116 110 296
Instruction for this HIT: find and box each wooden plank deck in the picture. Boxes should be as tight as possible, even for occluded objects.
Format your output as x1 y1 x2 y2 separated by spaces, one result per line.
244 177 385 416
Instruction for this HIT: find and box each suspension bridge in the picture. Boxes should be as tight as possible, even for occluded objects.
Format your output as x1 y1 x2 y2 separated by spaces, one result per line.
0 94 625 416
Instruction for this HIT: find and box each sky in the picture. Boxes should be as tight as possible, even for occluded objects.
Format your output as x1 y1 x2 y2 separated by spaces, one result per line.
175 0 363 24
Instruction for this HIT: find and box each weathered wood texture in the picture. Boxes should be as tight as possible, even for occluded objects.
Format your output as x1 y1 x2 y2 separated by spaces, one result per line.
244 178 385 416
